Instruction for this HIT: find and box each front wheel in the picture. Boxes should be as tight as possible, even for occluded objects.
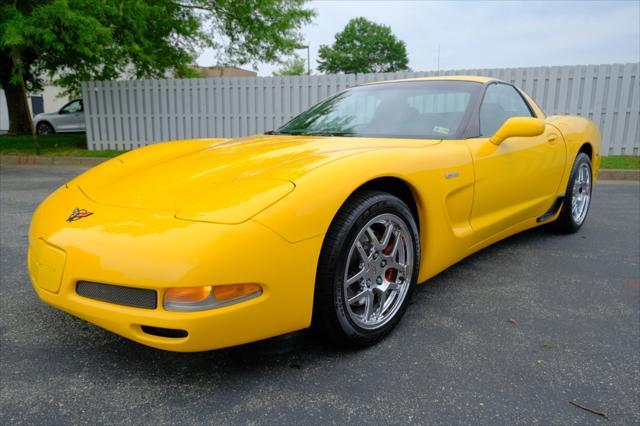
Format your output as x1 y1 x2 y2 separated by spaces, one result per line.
554 152 593 233
36 122 54 135
313 191 420 347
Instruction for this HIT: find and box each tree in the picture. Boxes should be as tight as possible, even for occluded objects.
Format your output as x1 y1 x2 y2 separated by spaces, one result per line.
273 56 307 76
317 17 409 74
0 0 314 135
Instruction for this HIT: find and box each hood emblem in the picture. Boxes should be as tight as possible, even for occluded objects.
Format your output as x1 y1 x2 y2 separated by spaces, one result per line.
66 208 93 222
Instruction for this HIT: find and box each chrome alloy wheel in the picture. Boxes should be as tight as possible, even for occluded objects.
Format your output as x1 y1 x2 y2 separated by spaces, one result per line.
343 213 414 330
571 162 591 225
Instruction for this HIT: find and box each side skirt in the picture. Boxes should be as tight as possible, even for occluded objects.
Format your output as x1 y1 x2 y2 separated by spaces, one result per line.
536 196 565 223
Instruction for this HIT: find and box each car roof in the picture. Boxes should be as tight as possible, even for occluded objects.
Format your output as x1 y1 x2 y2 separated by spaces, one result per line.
366 75 500 85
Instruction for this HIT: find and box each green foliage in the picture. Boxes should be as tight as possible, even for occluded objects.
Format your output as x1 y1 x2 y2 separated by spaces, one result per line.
273 56 307 76
0 0 315 96
317 17 409 74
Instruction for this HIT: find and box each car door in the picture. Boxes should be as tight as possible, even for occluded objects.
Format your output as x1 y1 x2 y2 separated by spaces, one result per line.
55 100 85 132
465 83 566 243
73 100 86 131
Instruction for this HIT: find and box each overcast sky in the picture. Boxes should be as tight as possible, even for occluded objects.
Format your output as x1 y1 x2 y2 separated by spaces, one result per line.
197 0 640 76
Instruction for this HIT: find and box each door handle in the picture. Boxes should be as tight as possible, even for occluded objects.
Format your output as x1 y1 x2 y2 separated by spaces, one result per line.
547 133 558 144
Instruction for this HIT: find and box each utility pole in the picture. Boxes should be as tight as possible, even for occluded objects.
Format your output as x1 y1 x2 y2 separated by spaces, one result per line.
297 45 311 75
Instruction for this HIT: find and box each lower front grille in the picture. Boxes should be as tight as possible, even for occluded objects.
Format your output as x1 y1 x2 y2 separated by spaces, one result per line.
76 281 157 309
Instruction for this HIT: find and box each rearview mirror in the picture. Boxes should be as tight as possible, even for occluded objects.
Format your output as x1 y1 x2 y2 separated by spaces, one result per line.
490 117 545 145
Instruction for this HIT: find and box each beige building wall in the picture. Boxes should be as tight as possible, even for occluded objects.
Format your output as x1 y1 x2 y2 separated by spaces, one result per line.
0 85 71 131
39 85 71 113
190 66 257 78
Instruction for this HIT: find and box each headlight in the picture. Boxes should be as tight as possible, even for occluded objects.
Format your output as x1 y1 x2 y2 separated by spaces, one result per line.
163 284 262 311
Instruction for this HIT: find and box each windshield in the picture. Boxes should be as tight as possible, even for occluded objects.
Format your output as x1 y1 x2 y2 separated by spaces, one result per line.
276 80 482 139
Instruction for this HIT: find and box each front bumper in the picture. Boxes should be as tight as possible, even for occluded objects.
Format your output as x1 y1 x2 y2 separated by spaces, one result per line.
28 185 323 352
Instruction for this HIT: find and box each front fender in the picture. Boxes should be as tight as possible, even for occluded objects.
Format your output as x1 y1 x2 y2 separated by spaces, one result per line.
253 141 476 282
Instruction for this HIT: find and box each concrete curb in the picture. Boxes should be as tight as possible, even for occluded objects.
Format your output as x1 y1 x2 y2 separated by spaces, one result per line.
0 155 107 167
1 155 639 181
598 169 640 181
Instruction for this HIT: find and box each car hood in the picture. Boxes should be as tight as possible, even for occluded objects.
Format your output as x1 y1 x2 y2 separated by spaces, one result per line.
75 134 439 221
35 112 57 119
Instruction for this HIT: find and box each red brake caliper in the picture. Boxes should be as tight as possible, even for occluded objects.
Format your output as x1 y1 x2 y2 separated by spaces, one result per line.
383 237 396 281
385 268 395 281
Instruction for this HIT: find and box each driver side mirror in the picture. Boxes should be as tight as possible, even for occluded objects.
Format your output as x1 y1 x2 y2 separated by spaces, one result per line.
490 117 545 145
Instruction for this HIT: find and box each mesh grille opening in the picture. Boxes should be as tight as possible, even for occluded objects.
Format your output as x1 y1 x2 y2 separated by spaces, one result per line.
76 281 157 309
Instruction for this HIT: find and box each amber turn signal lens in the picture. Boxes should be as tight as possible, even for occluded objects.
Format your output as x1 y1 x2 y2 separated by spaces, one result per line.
212 283 262 301
164 286 211 303
163 284 262 311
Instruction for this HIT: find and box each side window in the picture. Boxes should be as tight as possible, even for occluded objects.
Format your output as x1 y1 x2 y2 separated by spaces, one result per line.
480 84 533 136
61 100 82 114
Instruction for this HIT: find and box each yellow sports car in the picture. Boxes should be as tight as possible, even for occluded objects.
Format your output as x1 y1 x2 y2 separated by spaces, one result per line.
28 76 601 351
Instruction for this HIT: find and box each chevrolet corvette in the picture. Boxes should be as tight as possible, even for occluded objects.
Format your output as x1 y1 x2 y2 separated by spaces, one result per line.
28 76 601 351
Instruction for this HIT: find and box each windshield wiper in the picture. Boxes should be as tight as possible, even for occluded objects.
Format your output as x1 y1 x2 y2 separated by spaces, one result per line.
267 130 355 137
265 130 305 136
297 130 355 137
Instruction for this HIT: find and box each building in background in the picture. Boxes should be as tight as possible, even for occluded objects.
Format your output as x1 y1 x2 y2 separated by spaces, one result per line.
0 85 70 134
190 66 257 78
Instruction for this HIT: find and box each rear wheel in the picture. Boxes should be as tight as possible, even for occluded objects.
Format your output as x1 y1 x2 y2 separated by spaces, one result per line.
554 153 593 233
36 122 54 135
313 191 420 347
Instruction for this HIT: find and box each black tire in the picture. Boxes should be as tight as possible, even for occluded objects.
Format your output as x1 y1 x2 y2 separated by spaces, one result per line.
313 190 420 347
553 152 593 233
36 122 54 135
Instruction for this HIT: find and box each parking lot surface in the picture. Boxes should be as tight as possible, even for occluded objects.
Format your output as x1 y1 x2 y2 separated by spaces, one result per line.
1 165 639 425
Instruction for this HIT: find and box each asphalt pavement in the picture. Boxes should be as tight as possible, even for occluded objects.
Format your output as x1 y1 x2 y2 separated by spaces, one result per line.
1 165 638 425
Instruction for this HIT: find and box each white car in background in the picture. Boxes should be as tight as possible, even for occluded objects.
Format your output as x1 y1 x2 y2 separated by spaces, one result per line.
34 99 85 135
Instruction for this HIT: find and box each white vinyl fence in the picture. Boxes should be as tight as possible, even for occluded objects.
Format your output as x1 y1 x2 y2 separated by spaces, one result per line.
0 90 10 133
82 63 639 155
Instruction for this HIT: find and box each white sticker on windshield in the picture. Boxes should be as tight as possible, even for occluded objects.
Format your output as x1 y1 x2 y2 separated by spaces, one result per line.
433 126 450 135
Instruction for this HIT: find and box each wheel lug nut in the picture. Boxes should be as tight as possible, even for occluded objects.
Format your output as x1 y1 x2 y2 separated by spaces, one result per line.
376 276 382 284
380 260 386 267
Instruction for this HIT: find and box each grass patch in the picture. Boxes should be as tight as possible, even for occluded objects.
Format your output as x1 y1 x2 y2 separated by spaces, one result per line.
0 133 124 158
601 156 640 170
